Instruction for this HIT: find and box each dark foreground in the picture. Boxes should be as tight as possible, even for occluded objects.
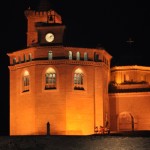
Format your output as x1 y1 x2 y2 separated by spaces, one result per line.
0 131 150 150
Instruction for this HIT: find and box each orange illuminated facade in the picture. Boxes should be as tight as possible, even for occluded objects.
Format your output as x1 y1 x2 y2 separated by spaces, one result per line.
7 1 150 135
7 2 112 135
109 65 150 132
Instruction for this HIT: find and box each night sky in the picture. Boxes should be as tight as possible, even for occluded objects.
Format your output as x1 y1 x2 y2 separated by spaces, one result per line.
0 0 150 135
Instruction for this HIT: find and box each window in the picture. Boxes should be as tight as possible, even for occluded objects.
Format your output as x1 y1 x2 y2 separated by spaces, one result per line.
69 51 72 60
84 52 88 61
13 58 16 65
29 53 32 61
24 54 26 62
76 52 80 60
48 51 53 60
94 52 99 61
45 67 56 90
74 68 84 90
22 70 30 92
124 74 129 82
48 15 53 21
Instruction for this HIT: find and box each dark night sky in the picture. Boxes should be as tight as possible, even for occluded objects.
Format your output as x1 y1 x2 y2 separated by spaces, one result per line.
0 0 150 135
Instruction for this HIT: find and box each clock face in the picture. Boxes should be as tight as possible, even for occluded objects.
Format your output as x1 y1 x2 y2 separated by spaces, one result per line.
45 33 54 42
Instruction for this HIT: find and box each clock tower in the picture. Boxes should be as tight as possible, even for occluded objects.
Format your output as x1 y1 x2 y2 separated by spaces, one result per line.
8 0 112 136
24 1 65 46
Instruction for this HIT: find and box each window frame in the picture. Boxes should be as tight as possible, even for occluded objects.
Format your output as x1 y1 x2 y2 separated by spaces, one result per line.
73 68 85 91
22 70 30 93
44 67 57 90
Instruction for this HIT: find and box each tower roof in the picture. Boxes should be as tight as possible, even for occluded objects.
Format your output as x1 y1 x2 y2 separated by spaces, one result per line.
36 0 51 11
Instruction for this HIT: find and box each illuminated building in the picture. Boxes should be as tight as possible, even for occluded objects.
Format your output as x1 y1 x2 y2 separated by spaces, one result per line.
7 1 150 135
7 1 111 135
109 65 150 131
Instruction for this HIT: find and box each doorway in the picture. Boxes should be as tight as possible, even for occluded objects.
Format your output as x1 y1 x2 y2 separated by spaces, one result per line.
118 112 134 131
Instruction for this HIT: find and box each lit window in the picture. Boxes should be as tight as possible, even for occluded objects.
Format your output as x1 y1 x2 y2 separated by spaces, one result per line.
69 51 72 60
74 68 84 90
48 51 53 60
84 52 88 61
22 70 30 92
76 52 80 60
45 67 56 90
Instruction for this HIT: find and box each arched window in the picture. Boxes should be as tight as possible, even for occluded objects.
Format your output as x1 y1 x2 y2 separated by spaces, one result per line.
69 51 72 60
84 52 88 61
22 70 30 92
74 68 84 90
76 52 80 60
45 67 56 90
48 51 53 60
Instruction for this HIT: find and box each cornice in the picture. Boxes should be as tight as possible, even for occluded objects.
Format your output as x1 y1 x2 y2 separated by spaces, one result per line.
109 91 150 97
111 65 150 72
8 60 106 70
